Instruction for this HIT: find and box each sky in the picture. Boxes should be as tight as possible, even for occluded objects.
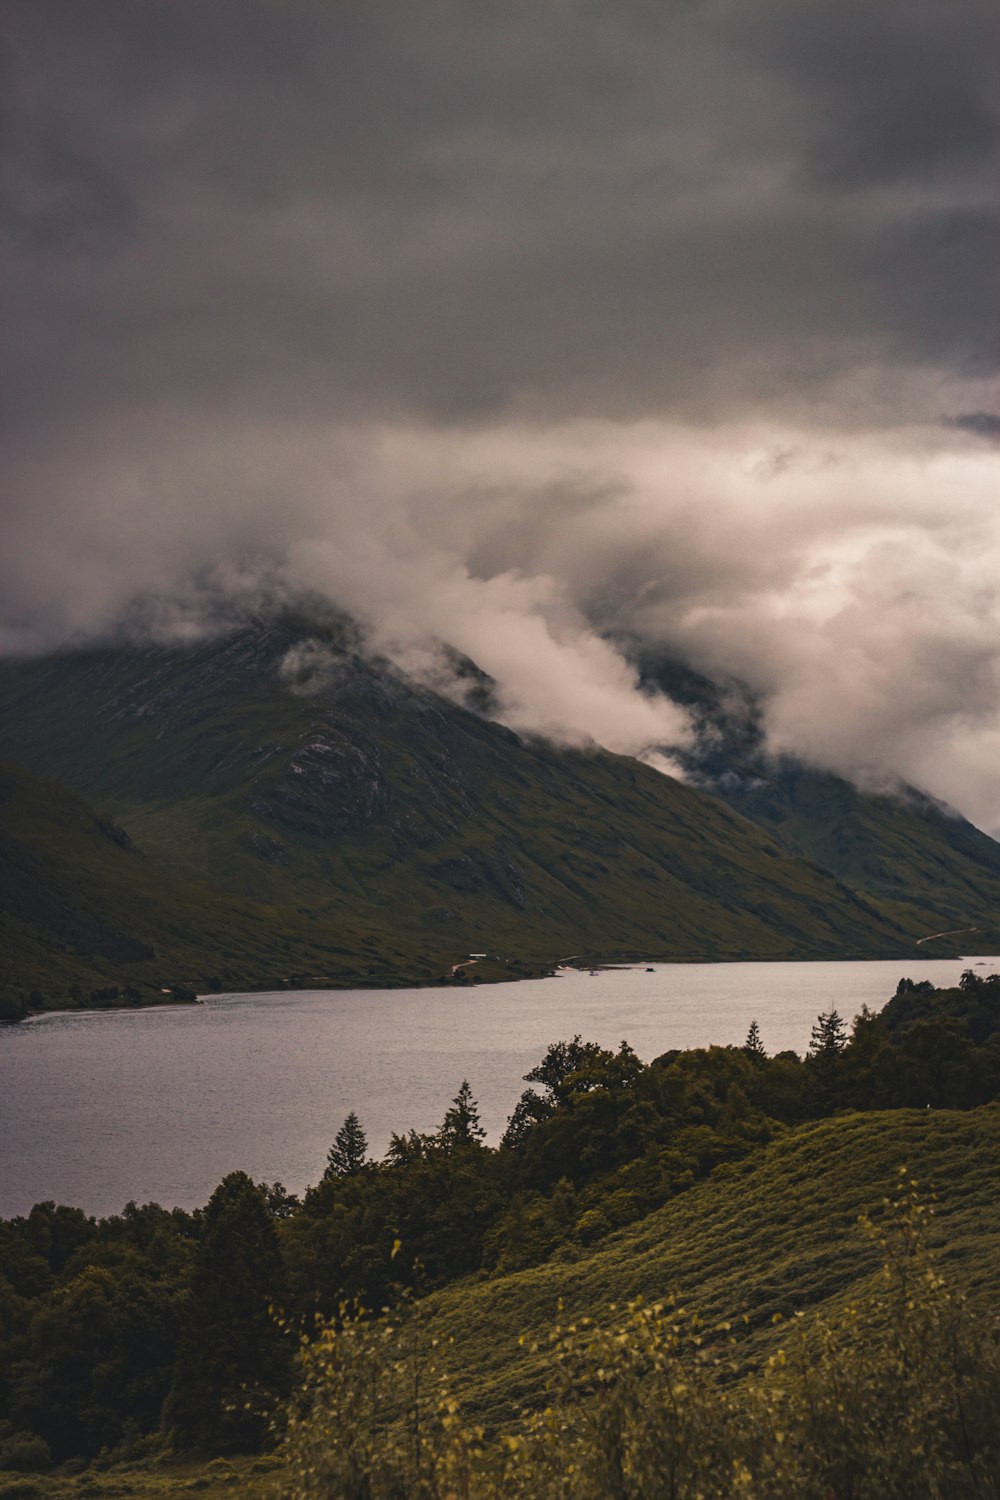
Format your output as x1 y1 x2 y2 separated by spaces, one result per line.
2 1 1000 828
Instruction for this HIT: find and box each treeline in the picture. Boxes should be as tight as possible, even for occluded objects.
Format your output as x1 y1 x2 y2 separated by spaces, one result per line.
1 972 999 1473
0 982 199 1022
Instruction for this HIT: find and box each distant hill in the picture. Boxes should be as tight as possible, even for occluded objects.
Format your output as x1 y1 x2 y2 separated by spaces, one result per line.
0 614 995 1008
642 651 1000 945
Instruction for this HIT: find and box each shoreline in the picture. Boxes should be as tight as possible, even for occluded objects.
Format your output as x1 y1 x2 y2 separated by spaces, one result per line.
7 945 993 1025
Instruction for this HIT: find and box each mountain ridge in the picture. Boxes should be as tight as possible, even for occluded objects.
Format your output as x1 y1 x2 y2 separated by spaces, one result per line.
0 616 997 1012
640 648 1000 937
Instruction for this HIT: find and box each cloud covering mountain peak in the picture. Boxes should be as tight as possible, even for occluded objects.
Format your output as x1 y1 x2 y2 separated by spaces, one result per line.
2 1 998 827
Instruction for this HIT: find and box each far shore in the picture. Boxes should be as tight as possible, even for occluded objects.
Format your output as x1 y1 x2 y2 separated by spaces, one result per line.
6 943 991 1024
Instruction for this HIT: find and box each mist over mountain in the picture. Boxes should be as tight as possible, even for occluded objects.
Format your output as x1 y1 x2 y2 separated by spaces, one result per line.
2 1 999 834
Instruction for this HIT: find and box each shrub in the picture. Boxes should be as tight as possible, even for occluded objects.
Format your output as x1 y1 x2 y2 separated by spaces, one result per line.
0 1433 51 1474
0 1482 42 1500
278 1177 1000 1499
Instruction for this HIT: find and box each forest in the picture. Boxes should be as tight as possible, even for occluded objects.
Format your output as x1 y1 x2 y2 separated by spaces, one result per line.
1 970 1000 1495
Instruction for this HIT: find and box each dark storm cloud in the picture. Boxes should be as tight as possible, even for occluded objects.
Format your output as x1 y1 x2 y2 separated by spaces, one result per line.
2 1 1000 827
948 412 1000 442
725 0 1000 188
2 0 997 438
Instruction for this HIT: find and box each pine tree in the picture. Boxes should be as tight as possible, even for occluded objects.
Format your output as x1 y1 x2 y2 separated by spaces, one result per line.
809 1010 848 1058
744 1019 766 1057
324 1111 370 1179
439 1080 486 1148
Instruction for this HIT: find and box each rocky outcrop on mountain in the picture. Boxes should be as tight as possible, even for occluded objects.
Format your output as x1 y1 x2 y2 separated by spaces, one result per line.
256 734 392 837
428 843 526 910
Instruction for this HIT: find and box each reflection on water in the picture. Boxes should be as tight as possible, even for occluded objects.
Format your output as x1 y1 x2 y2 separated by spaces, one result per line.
1 956 995 1218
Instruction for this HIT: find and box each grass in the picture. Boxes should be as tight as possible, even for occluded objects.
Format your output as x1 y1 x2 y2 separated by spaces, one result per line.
0 1453 277 1498
719 762 1000 940
422 1104 1000 1429
0 763 450 1009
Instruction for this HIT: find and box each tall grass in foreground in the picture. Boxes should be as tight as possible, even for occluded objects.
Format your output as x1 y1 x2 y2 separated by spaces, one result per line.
278 1174 1000 1499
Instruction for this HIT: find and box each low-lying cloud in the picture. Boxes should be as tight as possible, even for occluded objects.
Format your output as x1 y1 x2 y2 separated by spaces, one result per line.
5 415 1000 831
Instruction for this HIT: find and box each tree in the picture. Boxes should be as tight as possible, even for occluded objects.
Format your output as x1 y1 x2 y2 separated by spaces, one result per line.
524 1036 610 1104
0 991 29 1022
809 1010 848 1058
806 1010 849 1112
324 1112 370 1180
259 1179 300 1217
385 1128 435 1167
164 1172 290 1453
501 1088 554 1149
744 1020 766 1057
11 1264 182 1461
895 977 934 998
439 1080 486 1149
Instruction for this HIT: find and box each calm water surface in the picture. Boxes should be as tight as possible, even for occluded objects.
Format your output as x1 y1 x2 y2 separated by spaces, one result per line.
1 956 995 1218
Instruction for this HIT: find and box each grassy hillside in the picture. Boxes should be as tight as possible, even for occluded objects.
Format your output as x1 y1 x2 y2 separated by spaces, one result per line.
0 621 958 1008
426 1105 1000 1429
7 1106 1000 1499
0 764 452 1014
716 764 1000 941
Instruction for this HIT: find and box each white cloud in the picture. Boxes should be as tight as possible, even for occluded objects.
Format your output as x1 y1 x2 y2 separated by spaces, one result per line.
4 410 1000 830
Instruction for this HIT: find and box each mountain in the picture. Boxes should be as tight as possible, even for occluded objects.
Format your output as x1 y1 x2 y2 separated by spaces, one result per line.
0 615 947 1010
0 762 422 1018
641 651 1000 946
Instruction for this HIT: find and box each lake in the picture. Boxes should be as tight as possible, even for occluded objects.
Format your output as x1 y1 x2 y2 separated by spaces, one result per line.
1 955 995 1219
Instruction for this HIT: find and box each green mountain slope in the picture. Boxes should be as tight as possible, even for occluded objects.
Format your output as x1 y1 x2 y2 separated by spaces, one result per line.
643 653 1000 943
711 764 1000 939
0 619 936 1008
0 764 440 1015
427 1104 1000 1428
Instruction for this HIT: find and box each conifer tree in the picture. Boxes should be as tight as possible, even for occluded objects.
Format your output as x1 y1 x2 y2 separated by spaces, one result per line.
324 1111 370 1179
744 1019 766 1057
809 1009 848 1057
439 1080 486 1148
